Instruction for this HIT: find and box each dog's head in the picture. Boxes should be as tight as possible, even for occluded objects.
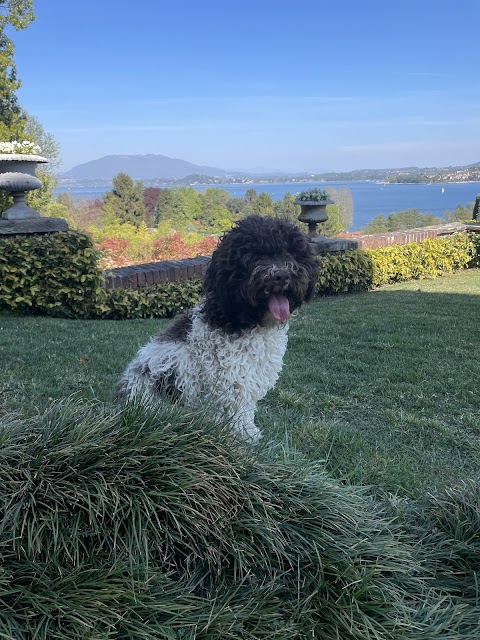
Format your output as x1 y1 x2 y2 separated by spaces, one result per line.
202 215 319 333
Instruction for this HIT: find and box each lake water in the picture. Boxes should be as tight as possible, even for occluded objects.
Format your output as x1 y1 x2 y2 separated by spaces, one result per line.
54 181 480 232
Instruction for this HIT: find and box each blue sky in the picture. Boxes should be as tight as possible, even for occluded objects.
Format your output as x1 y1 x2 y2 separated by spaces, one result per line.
10 0 480 172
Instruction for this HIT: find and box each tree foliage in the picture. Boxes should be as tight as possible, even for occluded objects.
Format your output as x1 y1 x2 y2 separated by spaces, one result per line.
0 2 55 218
154 188 173 226
149 186 353 237
472 195 480 221
142 187 162 226
103 172 146 227
23 113 61 212
445 201 475 223
0 0 34 138
363 208 445 234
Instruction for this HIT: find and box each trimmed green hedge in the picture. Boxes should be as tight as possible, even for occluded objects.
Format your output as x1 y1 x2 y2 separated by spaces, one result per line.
316 249 373 295
103 278 204 320
0 231 107 318
1 230 479 320
316 232 478 295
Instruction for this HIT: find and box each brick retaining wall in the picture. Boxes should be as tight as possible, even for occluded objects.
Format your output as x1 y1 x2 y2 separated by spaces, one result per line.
346 222 467 250
104 256 211 290
104 222 478 290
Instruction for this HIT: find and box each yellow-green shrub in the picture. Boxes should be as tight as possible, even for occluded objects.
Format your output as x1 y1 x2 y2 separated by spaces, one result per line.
367 233 475 287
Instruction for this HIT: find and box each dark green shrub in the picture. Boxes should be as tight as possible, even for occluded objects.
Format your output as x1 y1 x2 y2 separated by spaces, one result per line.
0 231 108 318
102 278 204 319
316 249 373 294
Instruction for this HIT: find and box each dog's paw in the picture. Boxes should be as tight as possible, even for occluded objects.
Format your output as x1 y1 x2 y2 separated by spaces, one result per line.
239 422 262 443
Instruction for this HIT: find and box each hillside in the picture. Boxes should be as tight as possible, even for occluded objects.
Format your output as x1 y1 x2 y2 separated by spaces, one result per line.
62 154 227 181
60 154 480 185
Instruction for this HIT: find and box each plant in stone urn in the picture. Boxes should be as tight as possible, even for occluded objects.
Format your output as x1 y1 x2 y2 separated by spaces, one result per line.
0 140 48 220
294 188 334 239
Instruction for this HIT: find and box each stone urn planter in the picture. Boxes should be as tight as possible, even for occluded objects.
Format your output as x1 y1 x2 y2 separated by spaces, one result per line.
295 198 335 239
0 153 68 234
0 153 49 220
294 189 334 240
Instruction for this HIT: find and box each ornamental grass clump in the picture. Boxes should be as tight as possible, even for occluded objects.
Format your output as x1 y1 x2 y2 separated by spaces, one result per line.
0 399 478 638
408 480 480 606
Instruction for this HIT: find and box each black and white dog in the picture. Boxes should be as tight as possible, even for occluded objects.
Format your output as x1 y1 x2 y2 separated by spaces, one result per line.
115 215 318 440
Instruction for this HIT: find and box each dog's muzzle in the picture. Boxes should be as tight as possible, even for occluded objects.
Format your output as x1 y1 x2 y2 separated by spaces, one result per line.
271 269 291 290
265 268 292 322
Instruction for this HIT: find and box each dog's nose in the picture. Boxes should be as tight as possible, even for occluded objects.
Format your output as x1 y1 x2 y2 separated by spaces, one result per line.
273 269 290 287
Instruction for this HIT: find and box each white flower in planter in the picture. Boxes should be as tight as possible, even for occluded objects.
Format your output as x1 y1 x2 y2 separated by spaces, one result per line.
0 140 42 155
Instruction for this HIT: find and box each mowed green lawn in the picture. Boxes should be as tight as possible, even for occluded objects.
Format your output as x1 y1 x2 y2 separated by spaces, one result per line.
2 269 480 498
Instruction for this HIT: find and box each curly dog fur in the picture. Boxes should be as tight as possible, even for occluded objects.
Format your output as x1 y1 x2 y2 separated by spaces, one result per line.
115 215 318 440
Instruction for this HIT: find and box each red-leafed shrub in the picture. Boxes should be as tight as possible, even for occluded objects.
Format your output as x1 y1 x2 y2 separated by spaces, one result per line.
152 233 190 261
95 238 131 269
93 231 218 269
192 235 218 256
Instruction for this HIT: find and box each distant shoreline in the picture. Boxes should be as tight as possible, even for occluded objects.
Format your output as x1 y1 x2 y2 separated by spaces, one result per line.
57 178 480 189
54 180 480 233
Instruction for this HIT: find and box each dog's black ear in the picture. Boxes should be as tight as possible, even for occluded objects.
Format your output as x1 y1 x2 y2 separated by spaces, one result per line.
305 254 319 301
202 229 247 332
287 224 319 302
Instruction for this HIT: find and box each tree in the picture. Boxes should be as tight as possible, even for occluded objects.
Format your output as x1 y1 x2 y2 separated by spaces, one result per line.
385 209 443 231
226 196 247 219
317 204 344 236
170 186 202 229
329 187 353 232
24 113 61 213
103 172 146 227
0 0 34 139
154 188 173 226
363 214 389 234
472 195 480 221
199 187 230 210
0 3 60 218
47 194 105 230
363 209 444 234
143 187 162 226
248 191 274 217
273 192 300 226
199 189 233 233
446 202 474 222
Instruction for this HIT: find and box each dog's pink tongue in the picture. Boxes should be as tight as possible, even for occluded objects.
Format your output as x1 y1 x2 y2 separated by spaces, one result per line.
268 294 290 322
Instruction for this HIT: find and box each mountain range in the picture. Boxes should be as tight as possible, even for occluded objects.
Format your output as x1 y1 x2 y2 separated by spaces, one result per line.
61 154 228 181
60 154 480 185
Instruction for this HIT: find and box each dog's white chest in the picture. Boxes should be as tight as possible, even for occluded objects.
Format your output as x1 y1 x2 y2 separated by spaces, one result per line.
182 312 289 403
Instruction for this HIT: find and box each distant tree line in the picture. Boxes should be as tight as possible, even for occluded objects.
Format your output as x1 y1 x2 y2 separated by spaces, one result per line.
52 172 479 241
79 172 354 237
363 202 476 234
